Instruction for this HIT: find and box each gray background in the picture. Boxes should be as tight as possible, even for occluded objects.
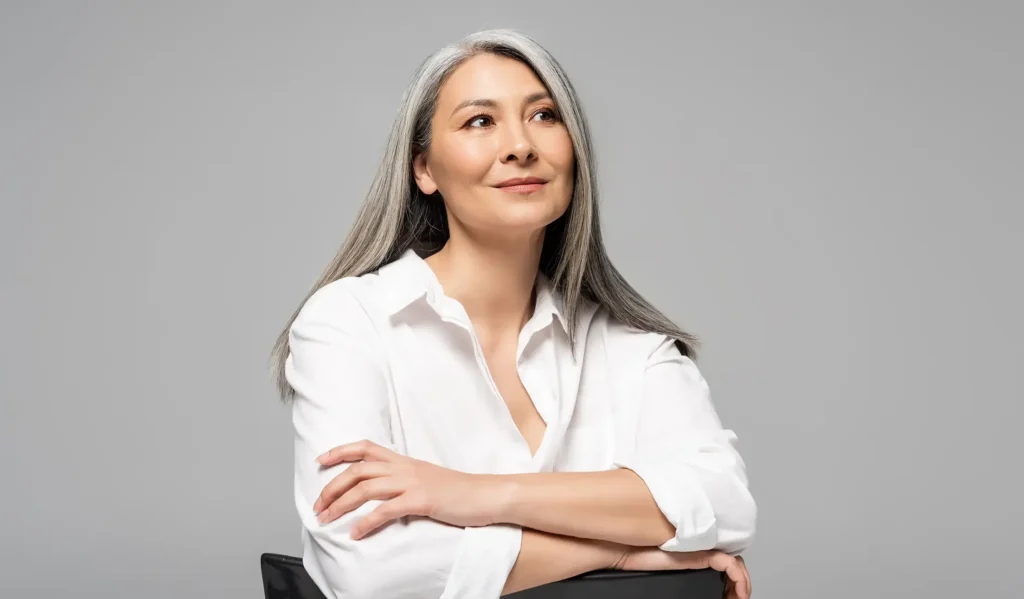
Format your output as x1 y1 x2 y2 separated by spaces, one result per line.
2 2 1021 598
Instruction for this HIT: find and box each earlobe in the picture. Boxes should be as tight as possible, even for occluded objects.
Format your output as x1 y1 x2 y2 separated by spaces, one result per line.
412 153 438 195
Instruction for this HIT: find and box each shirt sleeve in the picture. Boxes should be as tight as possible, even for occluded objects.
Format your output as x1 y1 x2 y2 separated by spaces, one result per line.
286 282 522 599
611 335 757 554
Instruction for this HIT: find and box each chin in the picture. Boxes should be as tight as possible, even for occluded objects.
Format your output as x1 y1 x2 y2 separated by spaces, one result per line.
494 200 566 231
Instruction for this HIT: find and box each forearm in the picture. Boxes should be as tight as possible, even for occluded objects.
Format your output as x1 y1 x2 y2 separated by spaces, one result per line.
501 528 621 596
494 468 676 547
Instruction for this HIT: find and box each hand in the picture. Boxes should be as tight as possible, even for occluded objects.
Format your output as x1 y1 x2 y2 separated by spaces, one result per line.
312 439 506 539
610 547 751 599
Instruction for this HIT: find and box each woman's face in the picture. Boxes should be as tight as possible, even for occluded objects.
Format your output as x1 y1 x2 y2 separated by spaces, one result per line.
413 53 575 240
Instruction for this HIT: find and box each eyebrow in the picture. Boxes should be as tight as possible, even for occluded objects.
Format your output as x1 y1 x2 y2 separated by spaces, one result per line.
449 91 552 118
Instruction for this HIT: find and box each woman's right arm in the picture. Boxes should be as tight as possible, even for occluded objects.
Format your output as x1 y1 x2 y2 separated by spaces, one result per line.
287 283 618 599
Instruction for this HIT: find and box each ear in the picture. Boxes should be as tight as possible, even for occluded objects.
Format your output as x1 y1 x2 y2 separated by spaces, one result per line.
412 153 438 195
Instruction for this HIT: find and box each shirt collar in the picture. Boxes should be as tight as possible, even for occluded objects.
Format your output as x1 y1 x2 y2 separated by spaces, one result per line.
379 248 568 334
532 271 568 334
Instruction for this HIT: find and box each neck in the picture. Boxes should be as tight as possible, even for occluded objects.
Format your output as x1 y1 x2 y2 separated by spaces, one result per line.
424 230 544 339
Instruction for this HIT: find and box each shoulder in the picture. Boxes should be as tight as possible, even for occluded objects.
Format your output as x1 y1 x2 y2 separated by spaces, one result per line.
589 307 668 355
290 270 393 340
590 307 701 373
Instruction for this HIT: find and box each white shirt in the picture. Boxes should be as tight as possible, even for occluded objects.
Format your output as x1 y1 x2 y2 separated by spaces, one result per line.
286 249 756 599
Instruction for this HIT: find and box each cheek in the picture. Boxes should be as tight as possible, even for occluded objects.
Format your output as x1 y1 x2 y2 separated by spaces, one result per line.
431 139 495 225
437 139 493 185
551 129 574 161
539 130 574 178
548 133 575 203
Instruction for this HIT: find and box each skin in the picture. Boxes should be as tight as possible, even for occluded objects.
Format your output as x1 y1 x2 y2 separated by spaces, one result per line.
311 54 751 598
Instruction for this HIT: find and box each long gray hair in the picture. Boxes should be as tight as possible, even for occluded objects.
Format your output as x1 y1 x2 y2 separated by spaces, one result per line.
270 28 698 400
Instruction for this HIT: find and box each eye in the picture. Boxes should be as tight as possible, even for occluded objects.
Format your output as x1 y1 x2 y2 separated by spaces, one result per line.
532 108 560 123
466 114 494 128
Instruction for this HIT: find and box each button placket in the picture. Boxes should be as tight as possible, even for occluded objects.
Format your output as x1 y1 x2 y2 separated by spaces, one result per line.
431 294 539 465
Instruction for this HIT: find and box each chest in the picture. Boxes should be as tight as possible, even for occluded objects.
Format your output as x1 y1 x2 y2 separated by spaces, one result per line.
480 337 550 455
378 310 645 474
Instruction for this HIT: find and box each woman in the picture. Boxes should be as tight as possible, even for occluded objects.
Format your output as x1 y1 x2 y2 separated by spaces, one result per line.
270 29 755 599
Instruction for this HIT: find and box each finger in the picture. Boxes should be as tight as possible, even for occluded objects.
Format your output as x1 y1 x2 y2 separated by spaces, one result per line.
729 565 753 597
351 494 417 539
317 439 395 466
314 462 391 515
726 557 748 599
318 478 405 524
719 562 741 599
736 555 751 598
707 552 746 596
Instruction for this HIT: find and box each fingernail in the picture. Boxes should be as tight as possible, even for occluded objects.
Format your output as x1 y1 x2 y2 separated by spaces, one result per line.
317 511 329 523
317 452 329 463
312 500 321 514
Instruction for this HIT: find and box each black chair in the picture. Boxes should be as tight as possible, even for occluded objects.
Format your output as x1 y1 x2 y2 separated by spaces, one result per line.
261 552 726 598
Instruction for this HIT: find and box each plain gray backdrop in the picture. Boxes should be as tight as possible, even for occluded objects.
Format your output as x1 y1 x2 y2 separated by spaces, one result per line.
2 2 1021 598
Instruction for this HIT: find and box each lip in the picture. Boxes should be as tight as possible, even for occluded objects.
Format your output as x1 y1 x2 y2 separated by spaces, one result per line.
494 176 548 194
494 176 548 188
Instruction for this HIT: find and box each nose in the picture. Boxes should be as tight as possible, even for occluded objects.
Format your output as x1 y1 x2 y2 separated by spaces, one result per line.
499 122 536 164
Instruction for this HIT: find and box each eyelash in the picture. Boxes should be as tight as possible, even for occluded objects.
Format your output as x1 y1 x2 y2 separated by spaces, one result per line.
465 108 560 129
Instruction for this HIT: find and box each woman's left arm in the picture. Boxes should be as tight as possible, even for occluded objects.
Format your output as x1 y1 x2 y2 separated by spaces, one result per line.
496 336 757 552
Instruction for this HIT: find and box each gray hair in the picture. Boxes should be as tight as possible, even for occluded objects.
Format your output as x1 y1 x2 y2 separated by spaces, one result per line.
270 28 698 400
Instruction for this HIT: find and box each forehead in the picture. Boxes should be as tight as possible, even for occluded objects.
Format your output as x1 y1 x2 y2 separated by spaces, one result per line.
437 53 548 107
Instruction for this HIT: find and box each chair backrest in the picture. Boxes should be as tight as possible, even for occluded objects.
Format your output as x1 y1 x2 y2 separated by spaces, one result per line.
261 554 327 599
261 553 725 599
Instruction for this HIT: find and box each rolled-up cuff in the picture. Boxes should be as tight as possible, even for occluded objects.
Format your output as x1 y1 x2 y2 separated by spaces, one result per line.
440 523 523 599
616 457 718 552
